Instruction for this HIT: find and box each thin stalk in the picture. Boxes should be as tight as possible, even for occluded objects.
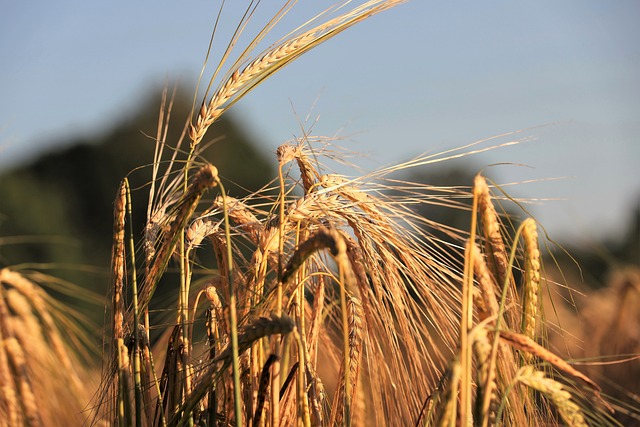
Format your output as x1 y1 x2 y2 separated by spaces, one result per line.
295 226 311 426
206 307 219 427
180 152 194 425
179 233 191 414
460 181 480 425
298 290 310 425
339 266 352 426
280 330 292 391
217 177 243 426
146 348 168 427
124 178 143 427
294 330 312 427
272 164 287 426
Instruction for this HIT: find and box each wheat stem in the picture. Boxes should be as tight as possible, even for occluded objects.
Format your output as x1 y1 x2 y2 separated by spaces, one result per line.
460 173 482 425
253 354 278 427
123 178 144 427
293 329 312 427
339 265 352 426
216 177 243 426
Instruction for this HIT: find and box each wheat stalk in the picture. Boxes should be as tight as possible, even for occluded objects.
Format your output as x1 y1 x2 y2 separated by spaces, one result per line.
253 354 279 426
436 358 461 427
471 175 532 426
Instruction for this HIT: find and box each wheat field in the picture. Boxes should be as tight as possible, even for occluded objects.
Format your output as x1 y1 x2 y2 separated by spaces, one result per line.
1 1 638 426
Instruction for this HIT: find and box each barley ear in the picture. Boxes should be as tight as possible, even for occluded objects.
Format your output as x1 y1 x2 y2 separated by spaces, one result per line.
111 180 127 342
520 218 540 351
281 227 346 284
0 311 19 426
111 180 129 425
277 143 320 194
516 366 588 427
474 174 517 326
472 243 499 321
189 1 405 148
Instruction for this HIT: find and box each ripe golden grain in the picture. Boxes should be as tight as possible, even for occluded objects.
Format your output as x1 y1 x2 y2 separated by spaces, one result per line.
521 218 541 360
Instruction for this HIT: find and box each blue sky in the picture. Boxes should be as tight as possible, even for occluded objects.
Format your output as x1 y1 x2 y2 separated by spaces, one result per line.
1 1 639 243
